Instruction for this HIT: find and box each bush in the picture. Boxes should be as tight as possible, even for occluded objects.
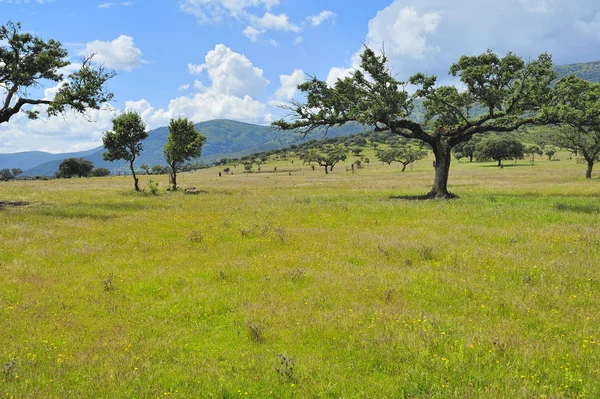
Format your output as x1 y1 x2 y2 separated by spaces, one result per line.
91 168 111 177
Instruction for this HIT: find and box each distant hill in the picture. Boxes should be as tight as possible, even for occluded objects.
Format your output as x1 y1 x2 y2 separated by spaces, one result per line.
554 61 600 83
16 119 366 176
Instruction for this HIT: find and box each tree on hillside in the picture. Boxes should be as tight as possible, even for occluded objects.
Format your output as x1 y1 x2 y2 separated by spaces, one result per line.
0 21 115 124
273 47 555 198
102 111 148 191
543 75 600 178
56 158 94 178
164 118 206 190
474 137 524 167
301 145 347 174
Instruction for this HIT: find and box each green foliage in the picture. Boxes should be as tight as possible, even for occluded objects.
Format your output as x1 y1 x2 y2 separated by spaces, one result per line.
376 147 427 171
274 46 555 197
0 21 115 124
300 145 347 174
0 168 22 181
90 168 111 177
554 60 600 83
56 158 94 178
164 118 207 190
102 111 148 191
474 137 525 166
544 75 600 177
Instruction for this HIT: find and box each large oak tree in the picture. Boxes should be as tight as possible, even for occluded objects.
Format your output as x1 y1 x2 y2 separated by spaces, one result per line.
0 21 115 124
273 48 555 198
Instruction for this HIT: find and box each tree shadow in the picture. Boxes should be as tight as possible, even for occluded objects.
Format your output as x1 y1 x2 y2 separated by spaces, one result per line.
0 201 30 210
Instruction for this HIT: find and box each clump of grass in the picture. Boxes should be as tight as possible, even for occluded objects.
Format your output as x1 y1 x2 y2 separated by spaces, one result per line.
189 230 204 243
2 359 16 377
103 274 114 292
287 268 305 281
147 180 160 195
417 246 434 261
246 320 266 343
275 353 295 382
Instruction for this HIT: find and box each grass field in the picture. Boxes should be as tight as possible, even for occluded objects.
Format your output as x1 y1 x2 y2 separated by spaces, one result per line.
1 154 599 398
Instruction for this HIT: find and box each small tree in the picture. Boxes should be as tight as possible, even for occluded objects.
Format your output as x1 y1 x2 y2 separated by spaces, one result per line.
0 168 23 181
102 111 148 191
140 163 150 175
91 168 111 177
545 147 556 160
524 144 543 162
0 21 115 124
151 165 169 175
164 118 206 190
56 158 94 178
452 141 477 162
301 145 347 174
474 137 524 167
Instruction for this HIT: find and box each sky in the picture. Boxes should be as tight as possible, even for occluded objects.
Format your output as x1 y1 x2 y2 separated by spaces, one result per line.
1 0 600 154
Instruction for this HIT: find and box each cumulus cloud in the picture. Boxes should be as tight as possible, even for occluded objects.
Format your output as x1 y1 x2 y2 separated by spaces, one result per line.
306 10 336 26
188 44 269 98
179 0 280 23
78 35 144 71
251 12 300 32
270 68 304 105
243 26 265 41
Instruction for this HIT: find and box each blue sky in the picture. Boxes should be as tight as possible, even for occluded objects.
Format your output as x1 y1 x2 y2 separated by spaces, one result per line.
1 0 600 153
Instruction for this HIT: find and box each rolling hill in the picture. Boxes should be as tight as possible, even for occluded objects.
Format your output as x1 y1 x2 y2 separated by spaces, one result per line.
15 120 366 176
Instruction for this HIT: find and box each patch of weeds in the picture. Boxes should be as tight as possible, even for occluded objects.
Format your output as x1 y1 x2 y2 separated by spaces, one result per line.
292 196 311 204
2 359 16 377
189 230 204 244
103 273 114 292
246 319 266 343
384 288 396 302
287 268 305 281
377 245 391 258
275 353 295 382
522 272 532 285
240 225 259 238
555 202 600 214
147 180 160 195
273 226 285 242
417 246 434 261
405 259 413 266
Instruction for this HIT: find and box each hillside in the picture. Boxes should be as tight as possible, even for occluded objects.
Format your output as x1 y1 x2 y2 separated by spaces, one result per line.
18 120 366 176
554 60 600 83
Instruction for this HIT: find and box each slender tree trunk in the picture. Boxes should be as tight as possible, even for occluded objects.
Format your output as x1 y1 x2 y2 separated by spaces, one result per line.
401 163 407 172
586 159 594 179
168 162 178 190
497 159 502 167
428 142 455 199
130 160 140 191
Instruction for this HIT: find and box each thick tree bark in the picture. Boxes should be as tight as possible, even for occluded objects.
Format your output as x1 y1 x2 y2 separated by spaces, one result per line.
129 160 140 191
586 159 594 179
428 142 456 199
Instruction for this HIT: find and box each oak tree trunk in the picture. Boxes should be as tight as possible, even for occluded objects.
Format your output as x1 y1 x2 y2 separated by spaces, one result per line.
586 159 594 179
428 143 455 199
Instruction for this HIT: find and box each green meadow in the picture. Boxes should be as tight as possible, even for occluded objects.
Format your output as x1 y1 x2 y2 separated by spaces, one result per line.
1 154 599 398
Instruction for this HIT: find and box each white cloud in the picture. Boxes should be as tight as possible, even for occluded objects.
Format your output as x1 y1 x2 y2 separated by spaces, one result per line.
190 44 269 98
366 4 442 61
78 35 143 71
270 68 304 105
252 12 300 32
97 2 113 7
306 10 336 26
179 0 280 23
178 84 190 91
294 36 303 45
243 26 265 41
326 67 354 87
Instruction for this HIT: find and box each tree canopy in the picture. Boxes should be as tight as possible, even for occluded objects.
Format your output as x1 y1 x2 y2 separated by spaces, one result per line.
0 21 115 124
164 118 206 190
474 137 524 166
273 47 555 198
102 111 148 191
544 75 600 178
56 158 94 178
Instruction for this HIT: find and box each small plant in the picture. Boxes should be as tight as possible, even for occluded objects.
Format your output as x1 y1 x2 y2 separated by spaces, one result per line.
287 268 305 280
384 288 396 302
147 180 160 195
417 246 434 261
2 359 16 377
103 274 114 292
275 353 295 382
189 230 204 244
247 320 266 343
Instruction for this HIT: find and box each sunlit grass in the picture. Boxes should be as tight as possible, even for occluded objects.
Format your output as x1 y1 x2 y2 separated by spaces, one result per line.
1 154 599 397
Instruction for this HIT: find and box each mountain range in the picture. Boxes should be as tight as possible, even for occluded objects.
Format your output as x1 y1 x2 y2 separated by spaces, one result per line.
2 59 600 176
